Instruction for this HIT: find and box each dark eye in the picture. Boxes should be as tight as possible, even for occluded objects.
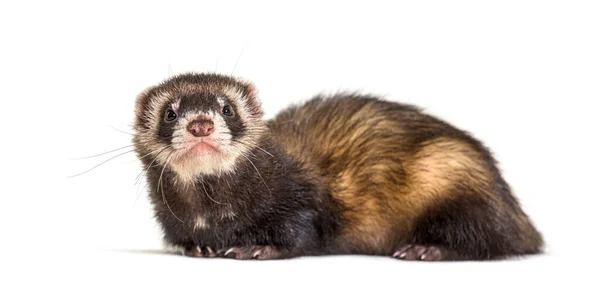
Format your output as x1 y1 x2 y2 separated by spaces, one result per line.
164 109 177 122
222 105 234 117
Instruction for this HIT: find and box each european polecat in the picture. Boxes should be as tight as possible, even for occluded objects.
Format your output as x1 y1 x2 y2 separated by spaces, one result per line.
132 73 543 261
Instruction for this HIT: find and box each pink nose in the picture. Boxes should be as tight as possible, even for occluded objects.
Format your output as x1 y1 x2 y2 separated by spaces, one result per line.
186 120 214 137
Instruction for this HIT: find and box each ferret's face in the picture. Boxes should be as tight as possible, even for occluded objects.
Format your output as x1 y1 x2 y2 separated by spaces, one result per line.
133 73 265 183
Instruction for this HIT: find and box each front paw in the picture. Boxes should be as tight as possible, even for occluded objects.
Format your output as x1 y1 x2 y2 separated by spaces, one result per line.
217 245 282 260
183 245 217 258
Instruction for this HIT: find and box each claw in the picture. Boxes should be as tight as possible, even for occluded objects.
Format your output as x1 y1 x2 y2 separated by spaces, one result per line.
224 248 235 256
393 244 444 261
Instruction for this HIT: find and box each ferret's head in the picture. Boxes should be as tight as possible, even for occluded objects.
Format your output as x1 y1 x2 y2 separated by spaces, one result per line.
133 73 265 183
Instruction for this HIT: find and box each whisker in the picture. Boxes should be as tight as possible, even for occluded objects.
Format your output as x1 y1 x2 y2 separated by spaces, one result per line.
156 154 170 193
231 47 245 75
134 145 171 185
68 149 136 178
201 179 226 205
159 153 184 223
231 141 259 159
134 159 155 187
132 181 148 208
234 140 274 157
109 125 134 136
70 145 133 160
241 154 272 197
255 146 274 157
137 145 170 160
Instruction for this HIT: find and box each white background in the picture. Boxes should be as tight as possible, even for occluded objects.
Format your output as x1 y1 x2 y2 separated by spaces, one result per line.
1 0 599 298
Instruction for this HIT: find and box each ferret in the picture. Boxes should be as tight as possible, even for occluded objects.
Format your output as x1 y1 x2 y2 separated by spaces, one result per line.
132 72 543 261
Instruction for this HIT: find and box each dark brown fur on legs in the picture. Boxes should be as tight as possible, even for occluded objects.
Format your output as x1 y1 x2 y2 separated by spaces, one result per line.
133 73 543 261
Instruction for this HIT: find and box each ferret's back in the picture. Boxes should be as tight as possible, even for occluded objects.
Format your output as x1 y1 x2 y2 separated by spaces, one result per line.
268 94 476 174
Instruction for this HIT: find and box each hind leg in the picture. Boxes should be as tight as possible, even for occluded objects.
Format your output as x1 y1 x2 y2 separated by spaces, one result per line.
392 195 542 261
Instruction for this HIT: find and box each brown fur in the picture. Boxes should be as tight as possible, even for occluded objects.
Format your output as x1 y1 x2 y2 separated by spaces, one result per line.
269 93 543 258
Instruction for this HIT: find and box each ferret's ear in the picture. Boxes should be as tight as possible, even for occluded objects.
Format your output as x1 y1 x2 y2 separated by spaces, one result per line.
240 81 263 117
241 82 259 102
134 88 153 126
